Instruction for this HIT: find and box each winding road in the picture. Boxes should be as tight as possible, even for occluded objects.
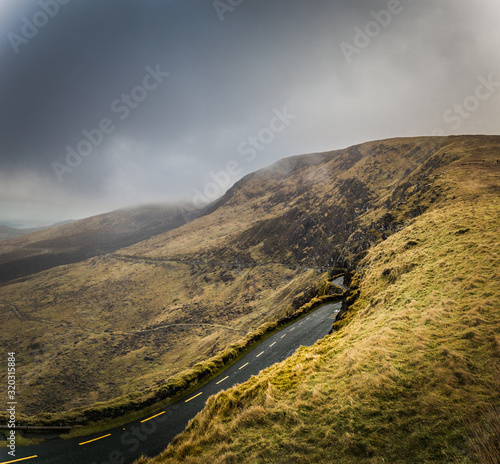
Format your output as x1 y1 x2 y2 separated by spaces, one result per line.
0 302 341 464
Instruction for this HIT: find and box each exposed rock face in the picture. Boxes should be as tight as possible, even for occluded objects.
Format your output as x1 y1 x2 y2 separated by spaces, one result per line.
196 135 492 272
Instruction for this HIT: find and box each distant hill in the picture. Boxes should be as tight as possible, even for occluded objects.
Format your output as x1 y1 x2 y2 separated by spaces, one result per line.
0 224 44 241
0 134 498 463
0 220 76 241
0 204 199 283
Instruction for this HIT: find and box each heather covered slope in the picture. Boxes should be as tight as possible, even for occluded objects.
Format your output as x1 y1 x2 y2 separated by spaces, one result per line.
135 137 500 463
0 135 498 432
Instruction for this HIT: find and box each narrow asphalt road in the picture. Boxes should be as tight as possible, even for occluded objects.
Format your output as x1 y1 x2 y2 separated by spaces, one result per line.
331 275 347 291
1 302 341 464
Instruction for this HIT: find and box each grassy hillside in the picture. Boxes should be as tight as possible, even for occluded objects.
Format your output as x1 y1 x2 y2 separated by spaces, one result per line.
0 135 498 439
135 136 500 463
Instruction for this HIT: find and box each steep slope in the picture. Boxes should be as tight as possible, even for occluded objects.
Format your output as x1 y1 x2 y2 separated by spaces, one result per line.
0 135 498 432
135 137 500 463
124 135 487 267
0 203 197 283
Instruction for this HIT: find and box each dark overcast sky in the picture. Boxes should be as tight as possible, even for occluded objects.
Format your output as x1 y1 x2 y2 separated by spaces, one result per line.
0 0 499 226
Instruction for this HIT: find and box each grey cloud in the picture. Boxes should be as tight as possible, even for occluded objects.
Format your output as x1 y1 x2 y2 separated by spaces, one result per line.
0 0 498 225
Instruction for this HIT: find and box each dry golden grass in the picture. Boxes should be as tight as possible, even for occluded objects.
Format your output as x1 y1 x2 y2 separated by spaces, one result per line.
463 404 500 464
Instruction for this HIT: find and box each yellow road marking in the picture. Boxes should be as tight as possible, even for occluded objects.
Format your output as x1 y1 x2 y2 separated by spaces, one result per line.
216 376 229 385
269 342 276 347
281 334 286 339
290 327 296 332
185 392 202 402
141 411 166 423
0 456 38 464
256 351 264 358
239 362 249 370
79 434 111 446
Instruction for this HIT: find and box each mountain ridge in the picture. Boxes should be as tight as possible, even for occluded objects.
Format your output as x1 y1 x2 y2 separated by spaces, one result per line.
122 135 485 268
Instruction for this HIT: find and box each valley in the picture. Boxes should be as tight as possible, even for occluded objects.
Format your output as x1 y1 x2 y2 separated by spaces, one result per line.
0 135 499 463
0 301 342 464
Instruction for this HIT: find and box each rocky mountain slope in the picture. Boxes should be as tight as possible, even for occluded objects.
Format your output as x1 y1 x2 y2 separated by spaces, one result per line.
1 135 498 442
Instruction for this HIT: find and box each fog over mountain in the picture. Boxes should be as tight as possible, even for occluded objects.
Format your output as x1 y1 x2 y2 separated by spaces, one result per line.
1 0 499 226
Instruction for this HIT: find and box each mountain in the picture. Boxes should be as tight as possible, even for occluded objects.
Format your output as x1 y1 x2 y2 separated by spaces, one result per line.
0 224 44 241
0 135 498 463
0 204 199 283
0 220 77 241
124 135 454 267
136 135 500 464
